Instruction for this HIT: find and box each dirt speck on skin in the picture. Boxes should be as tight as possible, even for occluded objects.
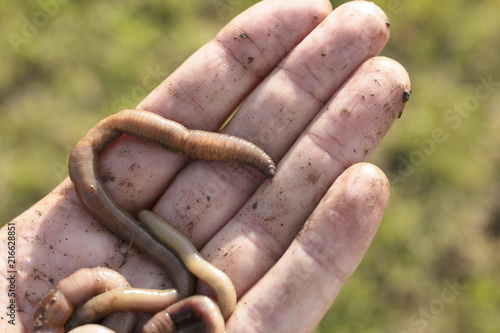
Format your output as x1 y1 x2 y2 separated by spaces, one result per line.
186 221 195 236
129 163 141 171
100 169 116 183
117 179 138 199
341 108 351 117
306 170 321 185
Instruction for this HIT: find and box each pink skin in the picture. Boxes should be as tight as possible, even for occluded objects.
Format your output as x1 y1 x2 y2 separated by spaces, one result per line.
0 1 410 332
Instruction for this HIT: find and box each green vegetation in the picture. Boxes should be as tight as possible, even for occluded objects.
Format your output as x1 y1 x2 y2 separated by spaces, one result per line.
1 0 499 332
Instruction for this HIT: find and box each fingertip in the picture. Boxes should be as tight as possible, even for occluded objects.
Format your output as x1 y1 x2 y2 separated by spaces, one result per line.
356 162 390 189
355 56 412 121
330 0 391 46
339 162 391 211
375 56 412 91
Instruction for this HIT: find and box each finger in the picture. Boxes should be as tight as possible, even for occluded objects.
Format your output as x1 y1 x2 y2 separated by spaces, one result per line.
96 0 332 214
153 1 391 247
225 163 390 333
200 56 411 296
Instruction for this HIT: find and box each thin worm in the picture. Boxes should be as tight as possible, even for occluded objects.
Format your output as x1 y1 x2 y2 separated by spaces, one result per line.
31 267 136 333
66 288 179 330
141 295 224 333
68 109 276 298
139 210 237 320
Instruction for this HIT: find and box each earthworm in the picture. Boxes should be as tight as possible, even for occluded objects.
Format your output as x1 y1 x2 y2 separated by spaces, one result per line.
66 288 179 330
68 109 276 298
141 295 225 333
139 210 237 320
31 267 136 333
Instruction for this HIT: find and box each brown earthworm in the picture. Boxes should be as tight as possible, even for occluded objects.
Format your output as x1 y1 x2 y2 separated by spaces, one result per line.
139 210 237 320
141 295 225 333
68 109 276 298
31 267 136 333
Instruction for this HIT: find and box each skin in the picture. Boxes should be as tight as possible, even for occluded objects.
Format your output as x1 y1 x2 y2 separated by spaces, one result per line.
0 1 411 332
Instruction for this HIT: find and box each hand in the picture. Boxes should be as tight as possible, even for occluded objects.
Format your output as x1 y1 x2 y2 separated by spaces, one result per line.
0 0 410 332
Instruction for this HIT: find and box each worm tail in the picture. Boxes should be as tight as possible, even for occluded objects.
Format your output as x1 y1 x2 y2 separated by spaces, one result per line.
183 130 276 178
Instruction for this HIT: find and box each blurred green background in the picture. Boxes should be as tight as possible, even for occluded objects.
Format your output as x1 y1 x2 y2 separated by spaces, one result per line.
1 0 499 332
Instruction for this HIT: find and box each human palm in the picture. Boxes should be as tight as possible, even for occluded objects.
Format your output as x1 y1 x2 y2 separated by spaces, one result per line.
0 1 410 332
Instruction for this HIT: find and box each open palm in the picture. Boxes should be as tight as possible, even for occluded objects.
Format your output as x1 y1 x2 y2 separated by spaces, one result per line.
0 1 410 332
